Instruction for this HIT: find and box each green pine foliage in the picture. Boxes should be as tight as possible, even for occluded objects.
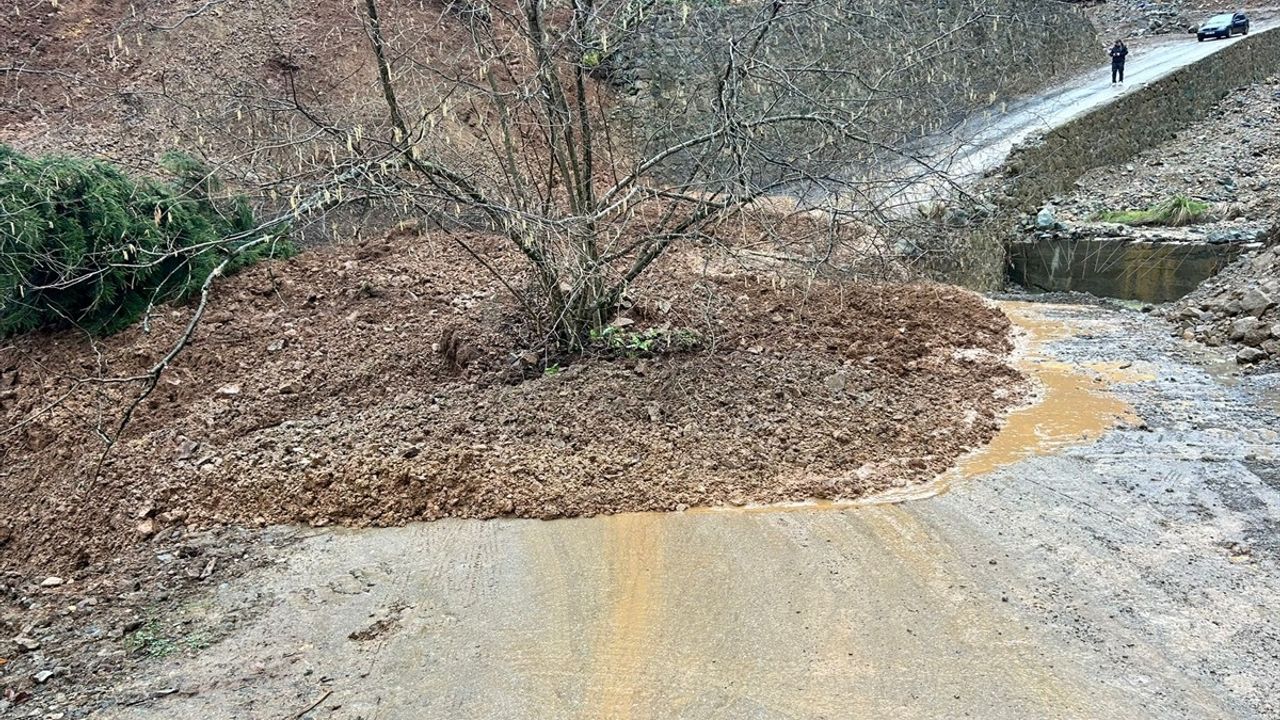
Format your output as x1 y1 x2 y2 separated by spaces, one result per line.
0 145 290 336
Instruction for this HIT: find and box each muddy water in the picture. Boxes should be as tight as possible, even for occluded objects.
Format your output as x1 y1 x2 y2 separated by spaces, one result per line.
953 302 1143 478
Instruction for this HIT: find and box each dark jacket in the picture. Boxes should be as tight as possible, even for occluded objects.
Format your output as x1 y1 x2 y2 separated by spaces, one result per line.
1110 44 1128 66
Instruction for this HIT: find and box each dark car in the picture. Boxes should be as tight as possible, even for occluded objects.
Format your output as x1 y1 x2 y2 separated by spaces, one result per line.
1197 11 1249 41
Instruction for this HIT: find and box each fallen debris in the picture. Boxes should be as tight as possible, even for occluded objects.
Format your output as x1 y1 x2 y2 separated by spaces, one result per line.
1165 244 1280 364
0 233 1024 576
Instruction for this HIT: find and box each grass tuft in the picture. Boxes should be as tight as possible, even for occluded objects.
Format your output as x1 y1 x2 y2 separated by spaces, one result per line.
1096 195 1211 227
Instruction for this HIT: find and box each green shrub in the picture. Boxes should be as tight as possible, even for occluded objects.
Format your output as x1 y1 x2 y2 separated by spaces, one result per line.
1096 195 1210 227
588 324 701 355
0 145 289 336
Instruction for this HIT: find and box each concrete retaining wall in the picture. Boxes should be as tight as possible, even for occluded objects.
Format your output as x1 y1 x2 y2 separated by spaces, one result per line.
1008 237 1249 303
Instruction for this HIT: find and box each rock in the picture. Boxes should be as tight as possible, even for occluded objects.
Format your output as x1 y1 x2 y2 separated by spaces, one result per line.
12 636 40 651
32 670 54 684
176 437 200 461
1244 323 1272 347
216 384 241 397
1201 296 1228 314
824 372 848 393
1229 317 1261 342
40 576 63 587
1240 288 1273 317
893 238 922 257
1236 346 1268 364
944 208 970 227
136 518 158 538
1034 206 1057 230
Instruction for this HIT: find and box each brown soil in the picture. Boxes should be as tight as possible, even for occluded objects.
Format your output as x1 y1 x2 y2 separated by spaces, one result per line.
2 0 571 172
0 231 1023 576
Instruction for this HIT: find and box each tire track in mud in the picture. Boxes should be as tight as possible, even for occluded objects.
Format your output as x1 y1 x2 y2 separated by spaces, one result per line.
584 513 665 719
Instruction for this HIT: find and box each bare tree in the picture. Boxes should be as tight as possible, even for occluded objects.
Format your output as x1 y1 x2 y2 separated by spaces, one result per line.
322 0 1081 349
265 0 1093 349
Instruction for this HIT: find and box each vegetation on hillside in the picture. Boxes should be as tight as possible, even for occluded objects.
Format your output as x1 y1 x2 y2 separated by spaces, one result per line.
1097 195 1211 226
0 146 288 336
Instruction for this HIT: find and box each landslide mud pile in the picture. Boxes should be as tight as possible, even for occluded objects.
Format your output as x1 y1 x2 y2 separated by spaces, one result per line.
0 232 1024 573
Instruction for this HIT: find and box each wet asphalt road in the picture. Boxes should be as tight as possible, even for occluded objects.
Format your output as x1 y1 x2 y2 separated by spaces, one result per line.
868 25 1276 210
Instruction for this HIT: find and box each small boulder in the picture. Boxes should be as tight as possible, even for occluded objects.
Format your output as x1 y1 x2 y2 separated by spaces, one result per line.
1237 346 1268 364
824 372 848 394
1244 322 1273 347
1034 206 1057 230
12 636 40 651
1240 288 1273 317
1229 317 1262 342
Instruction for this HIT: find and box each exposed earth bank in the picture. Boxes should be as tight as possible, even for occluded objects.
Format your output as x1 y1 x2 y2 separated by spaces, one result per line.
1017 77 1280 364
1166 243 1280 367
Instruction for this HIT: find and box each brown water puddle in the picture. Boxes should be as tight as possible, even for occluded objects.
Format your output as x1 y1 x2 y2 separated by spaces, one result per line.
696 301 1144 514
951 302 1143 478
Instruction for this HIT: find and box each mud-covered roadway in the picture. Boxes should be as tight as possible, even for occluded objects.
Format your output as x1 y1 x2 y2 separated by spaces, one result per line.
73 300 1280 720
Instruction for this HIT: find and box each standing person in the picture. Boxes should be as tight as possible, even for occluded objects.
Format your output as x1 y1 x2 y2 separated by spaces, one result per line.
1110 39 1129 84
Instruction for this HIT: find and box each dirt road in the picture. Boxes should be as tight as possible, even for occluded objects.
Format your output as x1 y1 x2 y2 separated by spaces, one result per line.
96 302 1280 719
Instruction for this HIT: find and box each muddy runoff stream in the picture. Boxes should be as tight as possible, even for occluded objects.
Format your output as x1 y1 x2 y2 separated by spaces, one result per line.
108 300 1195 720
694 300 1143 511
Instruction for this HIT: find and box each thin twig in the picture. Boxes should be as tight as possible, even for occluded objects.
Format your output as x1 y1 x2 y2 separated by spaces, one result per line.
290 689 333 719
